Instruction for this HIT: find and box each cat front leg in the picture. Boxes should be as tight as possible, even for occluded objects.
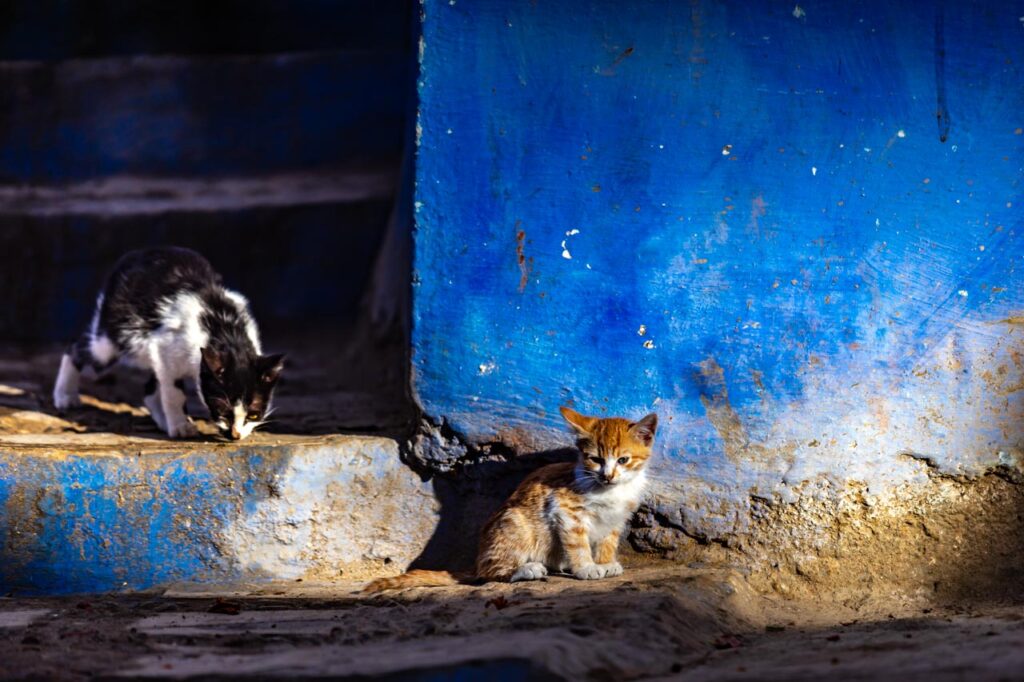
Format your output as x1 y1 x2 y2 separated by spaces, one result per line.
594 530 624 577
156 371 197 439
556 514 607 580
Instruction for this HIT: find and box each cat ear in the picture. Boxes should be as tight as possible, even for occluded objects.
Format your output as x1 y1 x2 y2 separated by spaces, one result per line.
200 347 225 379
258 353 285 384
629 413 658 446
560 406 597 435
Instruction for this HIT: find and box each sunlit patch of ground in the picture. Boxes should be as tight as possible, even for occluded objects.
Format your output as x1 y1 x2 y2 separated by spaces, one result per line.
0 565 1021 680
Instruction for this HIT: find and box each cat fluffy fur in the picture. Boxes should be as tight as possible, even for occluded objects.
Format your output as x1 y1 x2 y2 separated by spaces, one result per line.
53 247 282 440
364 407 657 592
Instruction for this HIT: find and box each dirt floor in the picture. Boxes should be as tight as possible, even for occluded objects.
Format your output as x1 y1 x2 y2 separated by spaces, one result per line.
0 564 1020 681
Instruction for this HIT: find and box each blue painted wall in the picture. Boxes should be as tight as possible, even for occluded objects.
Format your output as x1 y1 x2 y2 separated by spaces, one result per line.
412 0 1024 533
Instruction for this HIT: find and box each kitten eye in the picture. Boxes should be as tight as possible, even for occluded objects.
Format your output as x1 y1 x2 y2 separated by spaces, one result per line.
247 412 260 421
589 456 602 465
617 456 630 465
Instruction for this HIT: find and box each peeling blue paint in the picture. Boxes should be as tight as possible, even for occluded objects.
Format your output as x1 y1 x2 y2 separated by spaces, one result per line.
0 437 435 595
412 0 1024 531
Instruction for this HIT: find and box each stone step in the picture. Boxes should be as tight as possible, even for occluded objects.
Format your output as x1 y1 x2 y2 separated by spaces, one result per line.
0 165 398 342
0 432 436 595
0 166 395 217
0 50 409 182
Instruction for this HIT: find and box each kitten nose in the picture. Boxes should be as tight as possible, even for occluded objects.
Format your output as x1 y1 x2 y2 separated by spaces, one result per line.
230 425 241 440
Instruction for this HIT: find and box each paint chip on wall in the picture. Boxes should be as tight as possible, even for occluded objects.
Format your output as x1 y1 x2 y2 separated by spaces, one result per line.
561 229 580 259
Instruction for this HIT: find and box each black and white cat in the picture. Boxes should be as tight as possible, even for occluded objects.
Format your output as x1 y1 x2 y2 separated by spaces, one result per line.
53 247 284 440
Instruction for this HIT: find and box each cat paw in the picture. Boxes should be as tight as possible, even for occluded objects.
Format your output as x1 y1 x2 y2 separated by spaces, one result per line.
510 562 548 582
597 561 623 577
53 391 81 411
572 563 608 580
167 419 199 439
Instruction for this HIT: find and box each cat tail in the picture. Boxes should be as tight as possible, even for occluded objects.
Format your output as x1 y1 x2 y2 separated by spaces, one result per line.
362 569 471 593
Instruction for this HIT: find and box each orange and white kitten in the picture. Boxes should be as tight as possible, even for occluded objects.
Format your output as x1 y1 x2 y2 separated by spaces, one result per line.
364 407 657 591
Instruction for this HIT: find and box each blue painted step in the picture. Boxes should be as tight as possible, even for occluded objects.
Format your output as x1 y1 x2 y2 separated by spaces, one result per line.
0 432 437 596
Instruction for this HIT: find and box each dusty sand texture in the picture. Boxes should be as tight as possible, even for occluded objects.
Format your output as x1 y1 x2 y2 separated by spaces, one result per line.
632 468 1024 610
0 566 1020 680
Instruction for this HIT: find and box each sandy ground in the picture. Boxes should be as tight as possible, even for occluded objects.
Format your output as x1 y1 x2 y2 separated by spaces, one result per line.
0 564 1020 681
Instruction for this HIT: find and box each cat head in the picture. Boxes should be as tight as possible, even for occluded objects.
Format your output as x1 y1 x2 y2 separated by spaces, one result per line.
200 347 284 440
560 406 657 487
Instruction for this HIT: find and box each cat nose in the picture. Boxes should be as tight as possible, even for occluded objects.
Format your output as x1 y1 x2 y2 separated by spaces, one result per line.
230 425 241 440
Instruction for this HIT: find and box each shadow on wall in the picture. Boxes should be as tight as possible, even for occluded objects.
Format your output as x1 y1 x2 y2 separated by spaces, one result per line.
407 448 580 573
401 429 1024 607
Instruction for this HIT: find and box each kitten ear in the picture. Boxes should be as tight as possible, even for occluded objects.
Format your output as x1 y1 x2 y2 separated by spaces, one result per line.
200 347 225 379
629 413 658 446
560 406 597 435
258 353 285 384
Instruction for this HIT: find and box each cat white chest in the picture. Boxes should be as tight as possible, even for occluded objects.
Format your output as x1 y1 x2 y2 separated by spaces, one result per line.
582 473 647 541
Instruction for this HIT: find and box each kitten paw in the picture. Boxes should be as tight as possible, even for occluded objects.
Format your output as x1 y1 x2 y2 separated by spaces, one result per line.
572 563 608 580
597 561 623 577
167 419 199 439
510 562 548 582
53 391 81 411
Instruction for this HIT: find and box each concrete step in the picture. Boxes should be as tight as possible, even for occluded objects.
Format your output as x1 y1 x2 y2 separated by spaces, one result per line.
0 431 436 596
0 50 409 182
0 165 397 342
0 166 395 216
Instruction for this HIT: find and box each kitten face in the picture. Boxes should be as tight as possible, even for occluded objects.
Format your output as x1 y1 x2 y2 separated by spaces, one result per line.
560 407 657 486
200 347 284 440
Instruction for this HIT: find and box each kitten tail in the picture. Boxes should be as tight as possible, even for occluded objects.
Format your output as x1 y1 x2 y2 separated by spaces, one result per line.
362 569 467 593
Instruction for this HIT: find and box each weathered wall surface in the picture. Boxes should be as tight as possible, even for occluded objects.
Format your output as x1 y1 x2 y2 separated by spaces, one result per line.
411 0 1024 545
0 435 437 595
